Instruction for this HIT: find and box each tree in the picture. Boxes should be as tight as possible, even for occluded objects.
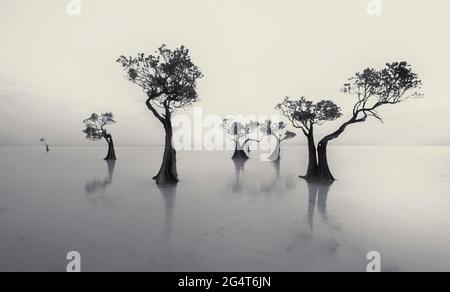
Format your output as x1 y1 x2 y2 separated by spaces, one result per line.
276 97 341 179
83 112 117 160
316 61 422 183
40 138 50 152
117 45 203 185
260 120 296 161
223 119 261 160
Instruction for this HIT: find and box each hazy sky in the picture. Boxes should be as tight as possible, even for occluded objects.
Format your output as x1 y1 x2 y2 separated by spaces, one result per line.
0 0 449 146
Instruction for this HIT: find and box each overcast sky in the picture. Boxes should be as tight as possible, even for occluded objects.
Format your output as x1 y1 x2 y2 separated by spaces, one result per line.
0 0 449 146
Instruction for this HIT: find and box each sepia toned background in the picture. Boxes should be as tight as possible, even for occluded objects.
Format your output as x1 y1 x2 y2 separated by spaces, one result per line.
1 0 450 273
0 0 449 146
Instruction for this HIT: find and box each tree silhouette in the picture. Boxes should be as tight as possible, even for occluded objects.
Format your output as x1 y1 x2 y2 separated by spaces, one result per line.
117 45 203 185
40 138 50 152
261 120 296 161
316 61 422 183
223 119 261 160
276 97 341 179
83 112 117 160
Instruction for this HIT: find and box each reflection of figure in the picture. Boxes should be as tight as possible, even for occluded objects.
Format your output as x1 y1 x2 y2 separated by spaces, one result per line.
259 160 296 196
158 186 177 241
85 161 116 206
260 160 281 194
273 159 281 178
306 182 331 234
287 182 339 258
317 184 329 219
231 159 247 194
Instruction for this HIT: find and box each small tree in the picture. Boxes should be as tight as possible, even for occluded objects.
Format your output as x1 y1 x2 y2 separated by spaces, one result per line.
117 45 203 185
276 97 341 179
223 119 261 160
83 112 117 160
260 120 296 161
40 138 50 152
316 61 422 183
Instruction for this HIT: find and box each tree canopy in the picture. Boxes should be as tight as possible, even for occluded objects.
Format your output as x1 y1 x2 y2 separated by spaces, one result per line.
341 61 422 123
223 119 260 141
117 45 204 124
313 61 423 183
276 97 342 136
261 120 296 142
83 112 116 141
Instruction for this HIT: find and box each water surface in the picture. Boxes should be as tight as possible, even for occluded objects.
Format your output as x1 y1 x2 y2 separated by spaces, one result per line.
0 146 449 271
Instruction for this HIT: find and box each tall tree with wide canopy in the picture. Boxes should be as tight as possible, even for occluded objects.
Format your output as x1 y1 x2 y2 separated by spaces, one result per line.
117 45 203 185
316 61 422 183
276 97 342 179
83 112 117 160
260 120 296 161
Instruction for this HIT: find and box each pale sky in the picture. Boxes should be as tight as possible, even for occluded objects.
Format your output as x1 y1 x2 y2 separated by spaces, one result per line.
0 0 449 146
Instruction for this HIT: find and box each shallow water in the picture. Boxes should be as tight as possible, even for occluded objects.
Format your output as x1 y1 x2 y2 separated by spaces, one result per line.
0 146 449 272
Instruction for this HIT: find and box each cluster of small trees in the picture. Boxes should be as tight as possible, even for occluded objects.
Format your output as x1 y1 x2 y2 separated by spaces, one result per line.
222 119 296 161
224 62 422 184
78 44 422 186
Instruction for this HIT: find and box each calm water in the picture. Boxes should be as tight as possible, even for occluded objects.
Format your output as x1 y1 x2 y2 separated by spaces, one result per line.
0 146 449 272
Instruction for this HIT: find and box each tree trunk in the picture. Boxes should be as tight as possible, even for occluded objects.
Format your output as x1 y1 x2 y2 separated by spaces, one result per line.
153 125 179 185
317 141 334 184
104 136 117 161
300 125 319 180
312 116 366 183
145 100 180 185
305 134 319 179
267 138 281 161
232 140 250 161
